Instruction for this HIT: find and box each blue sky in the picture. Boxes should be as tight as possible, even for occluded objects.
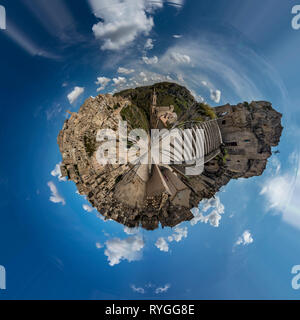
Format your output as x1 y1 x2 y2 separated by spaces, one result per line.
0 0 300 300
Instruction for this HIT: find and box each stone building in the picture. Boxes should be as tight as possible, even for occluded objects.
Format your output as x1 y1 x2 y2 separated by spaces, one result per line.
150 89 178 129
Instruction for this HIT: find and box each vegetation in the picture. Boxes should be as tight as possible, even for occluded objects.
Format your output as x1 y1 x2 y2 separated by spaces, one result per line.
115 175 123 184
217 147 229 164
113 103 121 110
115 82 217 127
197 103 217 119
222 148 229 164
115 82 196 119
120 103 149 132
84 135 97 157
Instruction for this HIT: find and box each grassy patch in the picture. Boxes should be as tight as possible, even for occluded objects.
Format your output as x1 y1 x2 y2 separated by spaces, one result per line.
120 103 149 132
84 135 97 157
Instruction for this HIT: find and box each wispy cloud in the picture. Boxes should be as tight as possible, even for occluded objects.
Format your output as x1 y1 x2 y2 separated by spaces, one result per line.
122 34 285 104
130 282 171 295
170 52 191 64
260 152 300 229
131 285 145 294
118 67 135 74
22 0 78 43
47 181 65 205
155 284 171 294
5 21 59 59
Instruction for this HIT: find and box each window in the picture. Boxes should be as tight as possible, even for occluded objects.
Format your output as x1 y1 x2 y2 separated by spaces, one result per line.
225 142 237 147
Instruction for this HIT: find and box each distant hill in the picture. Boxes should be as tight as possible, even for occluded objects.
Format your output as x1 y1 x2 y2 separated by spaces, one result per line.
115 82 216 128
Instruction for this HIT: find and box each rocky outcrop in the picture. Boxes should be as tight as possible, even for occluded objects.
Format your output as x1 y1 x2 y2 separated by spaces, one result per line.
187 101 283 207
57 83 283 230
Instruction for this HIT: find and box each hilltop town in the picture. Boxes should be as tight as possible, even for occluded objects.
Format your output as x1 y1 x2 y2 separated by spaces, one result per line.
57 82 283 230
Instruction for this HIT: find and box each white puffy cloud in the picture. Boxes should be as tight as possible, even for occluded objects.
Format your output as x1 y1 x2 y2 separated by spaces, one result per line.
88 0 164 50
173 34 182 39
51 163 67 182
96 242 103 249
168 226 188 242
155 237 169 252
155 284 171 294
155 226 188 253
113 76 127 86
144 38 154 50
191 196 225 227
170 52 191 64
139 71 148 82
210 89 221 103
47 181 65 205
143 56 158 65
83 204 95 212
104 235 144 266
95 76 111 92
124 226 140 235
235 230 254 246
118 67 135 74
131 285 145 294
67 86 84 104
118 29 285 106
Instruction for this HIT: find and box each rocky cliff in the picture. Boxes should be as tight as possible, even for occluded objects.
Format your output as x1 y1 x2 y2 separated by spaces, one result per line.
57 83 283 230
